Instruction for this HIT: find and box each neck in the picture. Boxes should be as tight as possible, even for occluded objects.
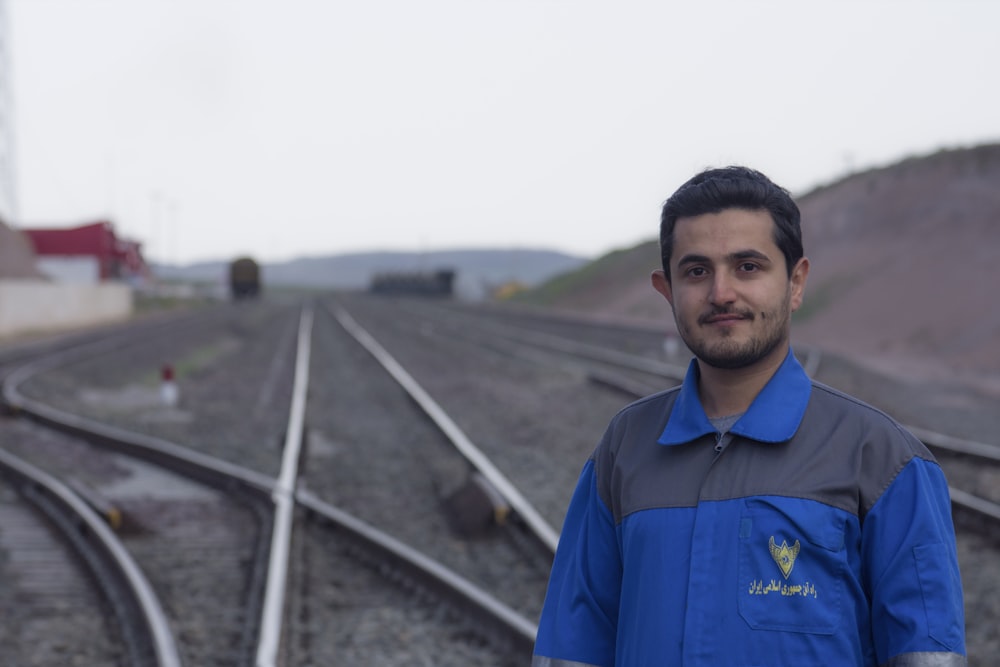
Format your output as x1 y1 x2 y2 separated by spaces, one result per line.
696 344 788 418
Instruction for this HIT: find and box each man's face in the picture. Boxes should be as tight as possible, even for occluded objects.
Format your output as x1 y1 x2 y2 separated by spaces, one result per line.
651 208 809 370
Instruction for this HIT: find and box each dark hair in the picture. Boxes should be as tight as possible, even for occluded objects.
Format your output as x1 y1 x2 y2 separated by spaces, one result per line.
659 166 803 281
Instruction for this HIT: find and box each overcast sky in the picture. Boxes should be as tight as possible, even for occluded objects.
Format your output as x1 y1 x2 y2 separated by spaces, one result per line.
6 0 999 265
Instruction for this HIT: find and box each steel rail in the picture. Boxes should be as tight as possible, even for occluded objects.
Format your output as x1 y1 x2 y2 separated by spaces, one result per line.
1 306 278 496
519 328 1000 537
0 447 183 667
421 307 998 467
949 487 1000 523
0 308 208 367
2 373 276 494
296 488 539 654
3 304 542 661
409 303 690 379
0 307 233 416
331 305 561 553
907 425 1000 464
255 305 314 667
389 298 823 382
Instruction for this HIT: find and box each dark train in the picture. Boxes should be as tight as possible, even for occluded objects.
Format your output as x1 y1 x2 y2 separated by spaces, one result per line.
229 256 261 299
369 269 456 297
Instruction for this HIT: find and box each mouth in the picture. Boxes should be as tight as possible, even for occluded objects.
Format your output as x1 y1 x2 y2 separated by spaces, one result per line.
700 311 753 326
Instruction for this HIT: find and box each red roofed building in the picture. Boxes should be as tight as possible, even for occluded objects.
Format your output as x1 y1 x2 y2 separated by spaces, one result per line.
22 221 150 285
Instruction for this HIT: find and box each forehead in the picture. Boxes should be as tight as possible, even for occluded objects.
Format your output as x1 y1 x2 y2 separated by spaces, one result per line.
671 208 778 260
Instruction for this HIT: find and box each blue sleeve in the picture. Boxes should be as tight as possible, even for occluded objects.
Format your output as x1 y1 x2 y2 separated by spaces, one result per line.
862 457 966 663
533 459 622 667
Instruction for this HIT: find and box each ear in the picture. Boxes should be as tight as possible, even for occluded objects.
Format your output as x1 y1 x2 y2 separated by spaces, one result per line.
651 269 674 305
789 257 810 312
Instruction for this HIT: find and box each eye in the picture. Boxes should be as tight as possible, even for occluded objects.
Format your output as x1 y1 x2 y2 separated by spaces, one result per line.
738 262 760 273
686 266 708 278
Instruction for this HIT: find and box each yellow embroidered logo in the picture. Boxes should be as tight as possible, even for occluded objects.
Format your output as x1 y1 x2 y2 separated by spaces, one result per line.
769 536 800 579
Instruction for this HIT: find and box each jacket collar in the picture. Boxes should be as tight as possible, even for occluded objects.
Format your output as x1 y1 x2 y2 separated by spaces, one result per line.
657 349 811 446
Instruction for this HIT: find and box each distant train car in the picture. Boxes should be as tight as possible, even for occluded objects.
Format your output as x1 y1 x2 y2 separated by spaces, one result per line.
229 257 261 299
369 269 455 297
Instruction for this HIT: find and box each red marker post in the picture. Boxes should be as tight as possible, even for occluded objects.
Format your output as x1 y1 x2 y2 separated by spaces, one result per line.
160 363 179 407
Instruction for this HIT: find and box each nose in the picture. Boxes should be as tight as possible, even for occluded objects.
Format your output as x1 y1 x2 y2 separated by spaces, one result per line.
709 271 737 305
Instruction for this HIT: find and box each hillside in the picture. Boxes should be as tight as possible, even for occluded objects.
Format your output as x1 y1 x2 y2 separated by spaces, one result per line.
513 144 1000 394
154 248 587 300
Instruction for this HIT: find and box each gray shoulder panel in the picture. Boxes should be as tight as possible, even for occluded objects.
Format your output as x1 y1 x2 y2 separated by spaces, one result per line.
882 651 968 666
592 380 938 523
806 382 937 515
592 389 685 521
532 656 603 667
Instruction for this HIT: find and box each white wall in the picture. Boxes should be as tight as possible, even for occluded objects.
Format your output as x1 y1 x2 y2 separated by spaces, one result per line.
0 280 133 338
36 256 101 284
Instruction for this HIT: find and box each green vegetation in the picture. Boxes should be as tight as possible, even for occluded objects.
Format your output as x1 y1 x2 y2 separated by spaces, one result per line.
133 292 211 314
509 240 659 306
135 338 239 387
508 253 617 305
792 273 861 324
172 339 239 378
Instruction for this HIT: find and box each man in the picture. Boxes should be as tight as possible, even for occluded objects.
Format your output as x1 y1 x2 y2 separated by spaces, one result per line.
532 166 966 666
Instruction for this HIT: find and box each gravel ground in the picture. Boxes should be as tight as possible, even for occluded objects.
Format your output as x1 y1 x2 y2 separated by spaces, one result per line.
14 301 300 476
3 298 554 664
303 305 554 623
0 476 126 666
0 412 266 666
1 302 295 665
334 295 632 532
336 293 1000 665
285 516 523 667
2 293 996 664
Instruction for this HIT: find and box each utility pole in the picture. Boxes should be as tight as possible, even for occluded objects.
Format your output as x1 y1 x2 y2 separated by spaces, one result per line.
0 0 18 225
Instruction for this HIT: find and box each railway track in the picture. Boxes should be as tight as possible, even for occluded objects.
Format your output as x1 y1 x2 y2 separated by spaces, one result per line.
3 293 997 664
0 446 162 665
1 298 547 665
335 293 1000 664
1 309 282 665
356 294 1000 539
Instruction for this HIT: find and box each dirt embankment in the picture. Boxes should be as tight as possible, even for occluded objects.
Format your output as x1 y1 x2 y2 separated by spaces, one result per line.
793 145 1000 394
530 144 1000 397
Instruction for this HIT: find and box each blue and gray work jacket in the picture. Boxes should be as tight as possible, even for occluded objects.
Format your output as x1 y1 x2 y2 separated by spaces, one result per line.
533 350 966 667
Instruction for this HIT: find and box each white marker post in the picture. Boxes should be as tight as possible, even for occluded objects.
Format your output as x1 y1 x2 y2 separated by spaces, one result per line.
160 364 178 407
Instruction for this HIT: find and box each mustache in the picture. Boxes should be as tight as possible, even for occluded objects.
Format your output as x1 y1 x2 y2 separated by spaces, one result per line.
698 307 755 326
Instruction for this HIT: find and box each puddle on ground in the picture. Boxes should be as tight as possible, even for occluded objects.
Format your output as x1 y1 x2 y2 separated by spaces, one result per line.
97 455 218 502
77 384 193 423
306 430 341 458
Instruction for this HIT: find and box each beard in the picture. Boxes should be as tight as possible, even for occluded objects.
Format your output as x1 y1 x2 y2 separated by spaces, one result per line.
675 298 791 370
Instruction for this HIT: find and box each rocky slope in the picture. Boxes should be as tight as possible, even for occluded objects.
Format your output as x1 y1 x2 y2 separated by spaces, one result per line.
513 144 1000 396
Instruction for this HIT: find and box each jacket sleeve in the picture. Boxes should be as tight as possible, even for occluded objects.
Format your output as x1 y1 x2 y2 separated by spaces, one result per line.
862 455 967 666
532 459 622 667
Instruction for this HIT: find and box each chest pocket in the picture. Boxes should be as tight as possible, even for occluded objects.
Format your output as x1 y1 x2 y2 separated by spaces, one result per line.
737 497 848 635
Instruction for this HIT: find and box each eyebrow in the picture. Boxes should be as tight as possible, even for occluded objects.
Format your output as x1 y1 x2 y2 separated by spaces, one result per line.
676 249 772 267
